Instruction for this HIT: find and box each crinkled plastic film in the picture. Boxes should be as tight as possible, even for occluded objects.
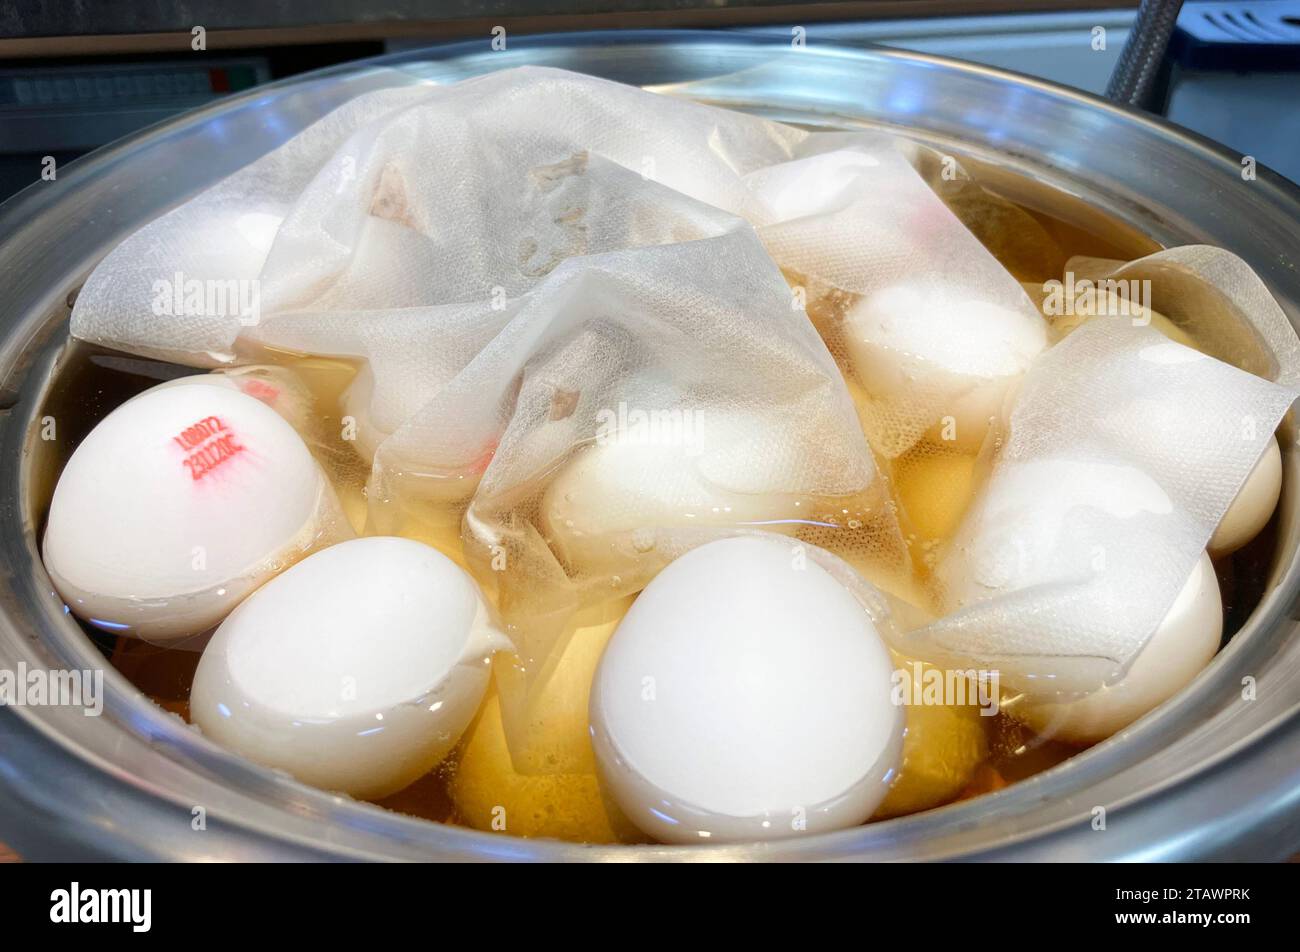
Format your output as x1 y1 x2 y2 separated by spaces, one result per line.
909 247 1299 697
66 65 1300 765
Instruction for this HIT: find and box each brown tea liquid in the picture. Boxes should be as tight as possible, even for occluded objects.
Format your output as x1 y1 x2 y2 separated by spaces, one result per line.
29 184 1270 838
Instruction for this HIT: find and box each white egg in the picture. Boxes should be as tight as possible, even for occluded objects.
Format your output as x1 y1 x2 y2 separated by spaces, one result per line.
340 362 490 502
745 149 881 222
589 535 902 843
1077 358 1282 561
148 366 315 435
540 411 816 575
339 362 390 466
1210 434 1281 557
1008 551 1222 744
844 283 1046 452
940 457 1175 607
43 384 349 642
190 536 506 799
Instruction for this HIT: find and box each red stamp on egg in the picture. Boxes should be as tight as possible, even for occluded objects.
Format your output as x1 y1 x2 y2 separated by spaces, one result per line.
174 416 246 481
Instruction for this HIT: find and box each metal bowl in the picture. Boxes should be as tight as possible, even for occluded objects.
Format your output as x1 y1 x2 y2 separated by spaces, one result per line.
2 31 1299 861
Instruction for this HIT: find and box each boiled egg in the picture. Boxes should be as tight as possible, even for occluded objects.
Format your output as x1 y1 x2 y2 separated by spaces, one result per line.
340 362 493 502
43 384 349 642
1007 551 1222 744
873 655 989 819
191 536 506 799
449 597 644 843
844 283 1047 452
940 457 1178 609
745 149 881 221
1061 340 1281 560
149 365 315 434
448 684 644 843
540 409 819 577
941 455 1222 743
339 362 390 466
589 534 902 843
1047 298 1199 351
892 445 980 544
1210 434 1282 557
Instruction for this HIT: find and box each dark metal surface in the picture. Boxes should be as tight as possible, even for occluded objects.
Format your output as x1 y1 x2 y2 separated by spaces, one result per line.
1105 0 1183 108
0 2 1128 39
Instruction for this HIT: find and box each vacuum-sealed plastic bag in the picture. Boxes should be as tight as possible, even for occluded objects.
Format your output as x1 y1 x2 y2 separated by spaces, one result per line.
911 244 1299 698
68 65 1048 678
66 63 1300 760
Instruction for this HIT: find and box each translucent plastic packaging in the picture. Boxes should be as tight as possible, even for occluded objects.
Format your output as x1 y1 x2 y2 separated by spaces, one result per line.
69 66 1036 681
65 65 1300 760
913 246 1300 695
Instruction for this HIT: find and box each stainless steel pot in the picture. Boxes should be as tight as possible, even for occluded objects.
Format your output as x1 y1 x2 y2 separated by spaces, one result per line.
2 31 1298 861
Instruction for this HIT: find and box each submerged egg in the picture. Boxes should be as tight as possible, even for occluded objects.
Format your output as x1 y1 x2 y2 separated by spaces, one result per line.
939 456 1225 733
43 383 347 642
1210 434 1282 558
1008 551 1222 744
149 365 315 433
340 362 493 503
539 411 813 575
449 597 643 843
191 536 506 799
892 447 980 543
339 362 391 465
589 535 902 843
844 283 1046 452
872 654 990 819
